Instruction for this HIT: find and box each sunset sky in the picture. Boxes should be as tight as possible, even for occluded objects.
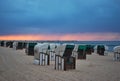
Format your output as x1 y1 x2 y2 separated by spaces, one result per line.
0 0 120 40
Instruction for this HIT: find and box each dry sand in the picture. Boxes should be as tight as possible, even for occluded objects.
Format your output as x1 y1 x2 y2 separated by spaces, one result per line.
0 47 120 81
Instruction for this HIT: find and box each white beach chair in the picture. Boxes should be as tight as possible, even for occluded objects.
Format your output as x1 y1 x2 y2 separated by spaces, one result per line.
113 46 120 61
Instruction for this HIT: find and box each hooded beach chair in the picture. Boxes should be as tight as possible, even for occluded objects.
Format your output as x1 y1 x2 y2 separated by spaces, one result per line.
34 43 50 65
97 45 105 55
55 44 75 71
113 46 120 61
26 42 37 55
77 45 87 59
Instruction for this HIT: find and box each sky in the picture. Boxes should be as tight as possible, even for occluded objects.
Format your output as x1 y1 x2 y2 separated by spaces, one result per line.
0 0 120 40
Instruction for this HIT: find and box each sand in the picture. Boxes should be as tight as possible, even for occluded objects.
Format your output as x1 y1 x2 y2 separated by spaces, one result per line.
0 47 120 81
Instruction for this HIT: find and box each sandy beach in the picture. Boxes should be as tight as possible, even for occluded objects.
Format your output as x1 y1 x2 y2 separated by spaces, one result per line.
0 46 120 81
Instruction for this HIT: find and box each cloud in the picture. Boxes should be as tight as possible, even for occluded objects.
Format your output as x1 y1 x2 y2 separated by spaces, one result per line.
0 0 120 35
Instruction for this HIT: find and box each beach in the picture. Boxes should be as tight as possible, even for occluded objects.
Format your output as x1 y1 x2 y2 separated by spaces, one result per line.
0 46 120 81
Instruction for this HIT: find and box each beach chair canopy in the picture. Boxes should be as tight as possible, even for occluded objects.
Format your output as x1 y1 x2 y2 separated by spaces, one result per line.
6 41 13 47
78 45 87 51
91 45 95 49
38 43 50 53
55 44 75 57
97 45 105 49
0 41 4 46
13 41 17 46
113 46 120 53
94 45 108 50
49 43 57 51
34 43 45 59
28 43 37 48
17 42 23 45
34 43 43 53
73 44 79 52
104 45 109 50
86 45 93 49
55 45 66 56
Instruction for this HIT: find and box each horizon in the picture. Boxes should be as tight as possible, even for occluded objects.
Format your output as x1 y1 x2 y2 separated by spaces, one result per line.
0 33 120 41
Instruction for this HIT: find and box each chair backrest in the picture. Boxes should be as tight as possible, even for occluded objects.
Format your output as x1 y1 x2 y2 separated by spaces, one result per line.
63 45 75 57
55 44 75 57
0 41 4 46
73 44 79 52
17 42 23 47
39 43 49 53
78 45 87 51
86 45 91 50
114 46 120 53
55 44 66 57
28 43 37 48
97 45 105 51
34 43 44 60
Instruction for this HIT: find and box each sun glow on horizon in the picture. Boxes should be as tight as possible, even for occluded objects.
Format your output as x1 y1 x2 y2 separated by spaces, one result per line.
0 33 120 41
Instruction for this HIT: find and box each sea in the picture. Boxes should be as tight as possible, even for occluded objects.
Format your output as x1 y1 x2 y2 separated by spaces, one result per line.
74 41 120 52
44 41 120 52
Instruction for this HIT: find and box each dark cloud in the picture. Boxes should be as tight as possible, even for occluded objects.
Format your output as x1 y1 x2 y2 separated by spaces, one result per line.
0 0 120 35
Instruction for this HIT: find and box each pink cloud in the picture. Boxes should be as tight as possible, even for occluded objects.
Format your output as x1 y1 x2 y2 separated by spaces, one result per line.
0 33 120 41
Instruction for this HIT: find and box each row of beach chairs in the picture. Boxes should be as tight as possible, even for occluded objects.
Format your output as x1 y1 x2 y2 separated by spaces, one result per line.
0 40 120 71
